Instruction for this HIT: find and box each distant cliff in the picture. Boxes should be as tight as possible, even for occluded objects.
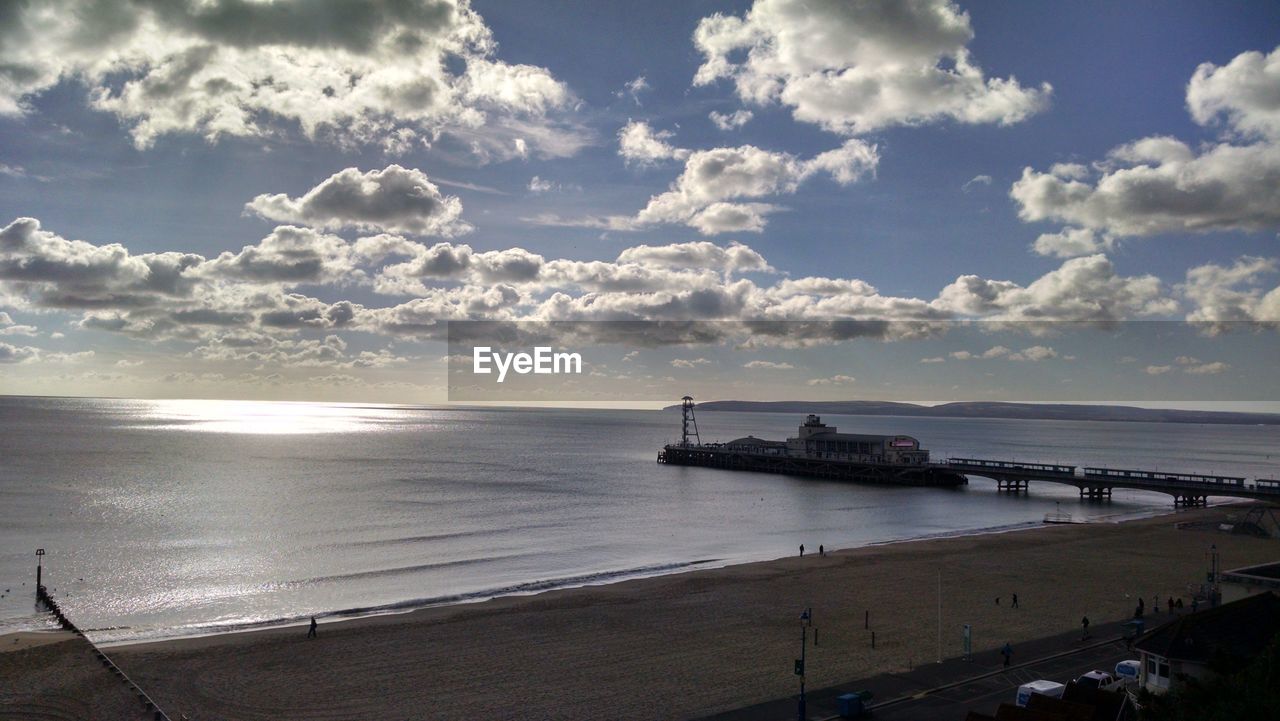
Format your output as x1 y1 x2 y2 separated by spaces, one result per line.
663 400 1280 425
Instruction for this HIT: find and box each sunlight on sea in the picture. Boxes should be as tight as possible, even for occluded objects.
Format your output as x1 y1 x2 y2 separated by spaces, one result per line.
132 399 408 435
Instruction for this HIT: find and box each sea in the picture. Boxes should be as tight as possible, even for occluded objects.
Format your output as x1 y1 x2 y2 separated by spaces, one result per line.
1 396 1277 645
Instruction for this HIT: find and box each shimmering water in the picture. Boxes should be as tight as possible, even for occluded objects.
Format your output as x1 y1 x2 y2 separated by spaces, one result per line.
1 396 1276 644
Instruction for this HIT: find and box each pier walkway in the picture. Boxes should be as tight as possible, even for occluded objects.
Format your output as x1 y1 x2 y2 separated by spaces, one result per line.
941 458 1280 506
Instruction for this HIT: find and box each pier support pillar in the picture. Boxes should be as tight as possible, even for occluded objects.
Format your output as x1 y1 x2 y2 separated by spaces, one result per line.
1079 486 1112 501
996 478 1029 493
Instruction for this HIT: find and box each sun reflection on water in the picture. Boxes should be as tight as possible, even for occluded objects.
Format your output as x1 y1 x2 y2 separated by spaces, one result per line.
136 399 407 434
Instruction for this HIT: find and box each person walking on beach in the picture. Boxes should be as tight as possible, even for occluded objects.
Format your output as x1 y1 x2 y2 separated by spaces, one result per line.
1011 593 1019 609
307 616 317 639
1081 615 1090 640
1167 597 1174 614
1001 642 1013 667
799 544 805 557
819 544 824 557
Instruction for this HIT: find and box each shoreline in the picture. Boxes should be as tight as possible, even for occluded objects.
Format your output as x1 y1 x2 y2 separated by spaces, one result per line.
6 504 1275 720
3 497 1238 650
103 502 1230 656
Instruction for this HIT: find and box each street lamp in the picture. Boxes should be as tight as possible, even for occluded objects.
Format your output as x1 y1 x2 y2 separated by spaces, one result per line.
796 608 810 720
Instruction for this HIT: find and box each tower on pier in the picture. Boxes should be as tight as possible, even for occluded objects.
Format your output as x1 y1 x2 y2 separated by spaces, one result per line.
681 396 700 447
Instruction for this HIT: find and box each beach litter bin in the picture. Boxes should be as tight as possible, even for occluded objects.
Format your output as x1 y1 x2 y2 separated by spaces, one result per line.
837 690 872 718
837 693 862 718
1122 619 1145 640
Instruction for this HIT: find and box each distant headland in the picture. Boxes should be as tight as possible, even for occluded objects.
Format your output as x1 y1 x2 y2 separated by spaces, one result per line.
663 400 1280 426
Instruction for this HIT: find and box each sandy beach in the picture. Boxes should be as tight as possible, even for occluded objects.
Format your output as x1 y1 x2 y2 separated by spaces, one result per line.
3 506 1276 720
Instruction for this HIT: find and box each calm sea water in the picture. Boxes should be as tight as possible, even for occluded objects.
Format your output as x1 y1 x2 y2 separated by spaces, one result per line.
1 396 1277 644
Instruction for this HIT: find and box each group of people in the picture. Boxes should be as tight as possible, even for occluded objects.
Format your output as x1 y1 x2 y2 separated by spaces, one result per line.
1133 594 1191 619
798 544 826 557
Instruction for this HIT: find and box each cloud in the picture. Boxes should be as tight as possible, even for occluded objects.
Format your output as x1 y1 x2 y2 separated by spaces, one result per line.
1183 361 1229 375
920 356 945 363
618 121 691 165
615 241 773 275
1181 256 1280 323
205 226 360 284
527 176 580 193
709 110 753 130
692 0 1050 135
1031 228 1111 259
1 212 1190 357
806 374 855 386
1187 46 1280 141
961 174 992 192
932 254 1176 320
671 357 713 368
246 165 471 236
617 75 650 105
1011 47 1280 240
743 360 794 369
1145 365 1173 375
1007 345 1057 361
0 342 39 364
633 140 878 234
0 0 583 160
0 341 90 364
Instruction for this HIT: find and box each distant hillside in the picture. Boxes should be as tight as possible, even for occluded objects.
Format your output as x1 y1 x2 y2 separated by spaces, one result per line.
664 400 1280 425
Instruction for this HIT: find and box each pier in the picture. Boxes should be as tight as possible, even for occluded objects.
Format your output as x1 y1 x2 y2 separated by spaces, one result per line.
658 398 1280 506
942 458 1280 507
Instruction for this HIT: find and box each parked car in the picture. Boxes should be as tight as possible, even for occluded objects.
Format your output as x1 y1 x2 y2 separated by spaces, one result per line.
1075 670 1123 691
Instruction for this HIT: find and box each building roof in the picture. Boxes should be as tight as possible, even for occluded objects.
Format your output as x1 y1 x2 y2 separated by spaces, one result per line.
1224 561 1280 582
724 436 787 447
1133 591 1280 663
802 431 903 442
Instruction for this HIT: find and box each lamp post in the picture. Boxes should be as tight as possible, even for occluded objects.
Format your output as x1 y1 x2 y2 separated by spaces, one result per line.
797 608 809 720
35 548 44 590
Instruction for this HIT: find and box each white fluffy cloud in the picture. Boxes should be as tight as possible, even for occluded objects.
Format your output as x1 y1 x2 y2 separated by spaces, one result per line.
247 166 470 236
692 0 1050 135
1012 47 1280 240
743 360 794 369
1181 256 1280 323
933 254 1177 321
709 110 753 131
618 121 690 165
634 140 879 234
0 0 583 159
1188 46 1280 140
1031 228 1111 259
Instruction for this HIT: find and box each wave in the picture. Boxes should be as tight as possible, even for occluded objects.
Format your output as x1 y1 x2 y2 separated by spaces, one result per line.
94 558 722 646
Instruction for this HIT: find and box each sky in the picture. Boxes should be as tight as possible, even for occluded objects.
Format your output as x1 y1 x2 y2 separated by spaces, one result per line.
1 0 1279 406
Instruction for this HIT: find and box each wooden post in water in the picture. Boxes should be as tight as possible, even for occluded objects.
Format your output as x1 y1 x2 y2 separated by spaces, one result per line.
35 548 44 591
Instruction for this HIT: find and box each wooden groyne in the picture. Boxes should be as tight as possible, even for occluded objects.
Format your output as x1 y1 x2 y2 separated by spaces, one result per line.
37 582 175 721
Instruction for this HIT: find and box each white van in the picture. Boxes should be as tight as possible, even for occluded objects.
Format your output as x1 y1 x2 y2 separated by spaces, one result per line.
1114 660 1141 685
1016 680 1066 707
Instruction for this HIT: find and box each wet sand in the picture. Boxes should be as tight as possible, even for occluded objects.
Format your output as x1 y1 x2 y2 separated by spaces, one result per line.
4 507 1276 720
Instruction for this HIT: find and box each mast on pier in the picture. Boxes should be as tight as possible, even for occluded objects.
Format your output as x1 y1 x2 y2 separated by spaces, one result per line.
681 396 700 447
